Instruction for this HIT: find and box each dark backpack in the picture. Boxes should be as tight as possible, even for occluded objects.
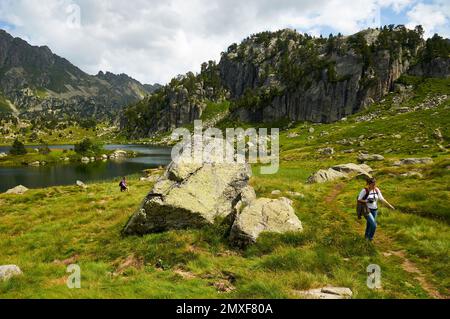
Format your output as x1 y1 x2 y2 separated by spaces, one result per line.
356 188 370 219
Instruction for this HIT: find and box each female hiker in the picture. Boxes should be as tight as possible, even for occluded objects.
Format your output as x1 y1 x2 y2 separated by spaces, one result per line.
358 178 395 241
119 177 128 192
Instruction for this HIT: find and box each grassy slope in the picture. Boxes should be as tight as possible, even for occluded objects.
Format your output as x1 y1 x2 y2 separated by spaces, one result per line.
0 77 449 299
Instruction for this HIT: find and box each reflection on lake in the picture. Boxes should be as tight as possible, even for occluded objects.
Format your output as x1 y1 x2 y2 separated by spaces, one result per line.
0 144 172 192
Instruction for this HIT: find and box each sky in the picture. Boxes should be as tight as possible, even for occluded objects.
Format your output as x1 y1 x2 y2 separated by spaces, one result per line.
0 0 449 85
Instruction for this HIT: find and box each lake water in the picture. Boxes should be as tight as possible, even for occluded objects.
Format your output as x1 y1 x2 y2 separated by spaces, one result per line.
0 144 172 192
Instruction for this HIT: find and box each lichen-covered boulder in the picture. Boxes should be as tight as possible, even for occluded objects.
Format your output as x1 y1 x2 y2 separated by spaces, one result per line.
229 197 303 247
122 159 252 235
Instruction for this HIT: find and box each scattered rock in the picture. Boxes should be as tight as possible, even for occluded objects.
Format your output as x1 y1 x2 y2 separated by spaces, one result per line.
76 180 88 189
5 185 29 195
212 280 236 293
308 163 372 183
28 161 40 166
271 190 282 195
81 157 90 163
358 153 385 162
318 147 335 155
229 197 302 247
400 171 423 178
307 168 347 184
0 152 7 158
395 158 433 166
293 287 353 299
287 132 299 138
0 265 22 281
285 191 305 198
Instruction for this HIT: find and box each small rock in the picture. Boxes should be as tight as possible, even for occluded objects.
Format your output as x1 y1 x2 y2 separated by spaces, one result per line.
393 134 402 139
0 265 22 281
5 185 29 195
28 161 40 167
76 180 88 189
271 190 282 195
287 132 299 138
81 157 90 163
0 152 8 158
318 147 335 155
309 127 315 134
358 153 384 162
285 191 305 199
294 287 353 299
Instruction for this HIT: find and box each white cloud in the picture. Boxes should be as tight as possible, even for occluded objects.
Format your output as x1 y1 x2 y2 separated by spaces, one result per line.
0 0 448 84
406 1 450 38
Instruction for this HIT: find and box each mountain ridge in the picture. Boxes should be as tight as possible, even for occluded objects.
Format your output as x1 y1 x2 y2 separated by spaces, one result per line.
121 25 450 138
0 29 160 122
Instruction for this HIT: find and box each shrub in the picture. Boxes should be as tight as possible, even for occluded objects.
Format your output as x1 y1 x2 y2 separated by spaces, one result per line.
9 139 27 155
74 138 102 156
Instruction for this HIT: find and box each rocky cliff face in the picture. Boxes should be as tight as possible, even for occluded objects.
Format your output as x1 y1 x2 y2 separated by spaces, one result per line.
219 27 420 123
0 29 157 122
121 26 449 136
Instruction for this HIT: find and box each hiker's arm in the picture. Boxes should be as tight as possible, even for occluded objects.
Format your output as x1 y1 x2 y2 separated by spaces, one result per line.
382 199 395 210
378 190 395 209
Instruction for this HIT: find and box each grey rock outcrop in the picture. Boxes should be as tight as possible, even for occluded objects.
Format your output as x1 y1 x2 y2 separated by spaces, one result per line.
0 265 22 281
5 185 29 195
229 197 303 247
393 157 433 166
308 163 373 183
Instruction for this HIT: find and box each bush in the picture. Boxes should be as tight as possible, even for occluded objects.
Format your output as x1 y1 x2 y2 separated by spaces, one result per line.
74 138 102 156
9 139 27 155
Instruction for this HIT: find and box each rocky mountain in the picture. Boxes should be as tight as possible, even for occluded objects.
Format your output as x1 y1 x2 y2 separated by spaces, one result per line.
121 25 450 137
0 29 158 122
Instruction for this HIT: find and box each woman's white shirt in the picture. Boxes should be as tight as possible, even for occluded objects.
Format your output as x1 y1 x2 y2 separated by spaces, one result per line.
358 188 385 210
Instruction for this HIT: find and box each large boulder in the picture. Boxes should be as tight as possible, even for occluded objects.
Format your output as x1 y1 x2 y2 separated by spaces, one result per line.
332 163 373 177
307 168 347 184
5 185 29 195
308 163 373 183
0 265 22 281
123 159 252 235
229 197 303 247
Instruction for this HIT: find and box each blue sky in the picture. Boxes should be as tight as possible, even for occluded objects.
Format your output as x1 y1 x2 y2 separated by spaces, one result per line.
0 0 448 84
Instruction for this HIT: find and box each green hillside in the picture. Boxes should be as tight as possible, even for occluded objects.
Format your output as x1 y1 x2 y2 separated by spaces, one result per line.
0 76 448 299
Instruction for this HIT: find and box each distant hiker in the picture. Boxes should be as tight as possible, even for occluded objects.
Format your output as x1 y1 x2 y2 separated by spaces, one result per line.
357 178 395 241
119 177 128 192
